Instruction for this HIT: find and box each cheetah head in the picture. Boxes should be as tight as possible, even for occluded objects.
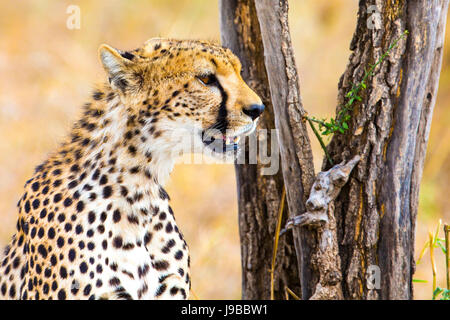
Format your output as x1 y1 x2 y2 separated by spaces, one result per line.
98 38 264 160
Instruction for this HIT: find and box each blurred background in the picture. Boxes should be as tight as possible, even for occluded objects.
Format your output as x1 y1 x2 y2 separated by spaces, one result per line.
0 0 448 299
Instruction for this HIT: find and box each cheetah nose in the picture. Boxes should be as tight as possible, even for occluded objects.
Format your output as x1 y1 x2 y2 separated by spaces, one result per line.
243 104 265 121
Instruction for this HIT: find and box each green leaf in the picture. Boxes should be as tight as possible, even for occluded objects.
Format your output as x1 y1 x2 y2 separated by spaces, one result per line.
442 289 450 300
412 279 427 283
436 242 447 254
342 122 349 130
433 287 444 300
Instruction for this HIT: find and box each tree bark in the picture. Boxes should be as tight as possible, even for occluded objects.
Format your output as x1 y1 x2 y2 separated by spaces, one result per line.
324 0 449 299
219 0 305 299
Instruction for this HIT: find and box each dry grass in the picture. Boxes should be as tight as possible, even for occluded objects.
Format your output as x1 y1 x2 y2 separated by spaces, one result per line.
0 0 448 299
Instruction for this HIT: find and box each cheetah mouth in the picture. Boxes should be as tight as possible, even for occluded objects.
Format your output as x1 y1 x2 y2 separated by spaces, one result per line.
201 121 257 153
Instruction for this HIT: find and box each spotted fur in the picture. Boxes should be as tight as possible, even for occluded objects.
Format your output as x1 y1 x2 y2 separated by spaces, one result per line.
0 38 263 300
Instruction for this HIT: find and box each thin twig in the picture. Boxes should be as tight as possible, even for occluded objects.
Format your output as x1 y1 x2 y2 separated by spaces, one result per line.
307 117 328 127
270 187 286 300
307 117 333 165
416 239 430 265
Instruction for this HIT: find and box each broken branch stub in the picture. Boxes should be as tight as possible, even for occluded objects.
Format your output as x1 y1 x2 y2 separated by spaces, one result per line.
283 155 361 232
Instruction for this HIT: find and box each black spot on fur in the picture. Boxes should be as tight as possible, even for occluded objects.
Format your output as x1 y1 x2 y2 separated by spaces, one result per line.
103 186 113 198
68 249 76 262
159 187 170 200
153 260 169 271
80 262 88 273
37 244 47 258
120 51 135 61
113 236 123 248
93 91 104 100
76 201 85 212
58 289 66 300
63 197 73 207
31 182 40 192
155 283 167 297
113 209 121 223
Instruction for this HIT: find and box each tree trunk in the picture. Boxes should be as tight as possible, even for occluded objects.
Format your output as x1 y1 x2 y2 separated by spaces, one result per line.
219 0 306 299
324 0 449 299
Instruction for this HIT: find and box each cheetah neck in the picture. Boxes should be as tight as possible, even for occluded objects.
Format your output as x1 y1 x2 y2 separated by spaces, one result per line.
68 88 180 188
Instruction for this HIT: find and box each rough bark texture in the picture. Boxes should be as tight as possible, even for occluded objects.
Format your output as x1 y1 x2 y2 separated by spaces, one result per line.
219 0 302 300
324 0 449 299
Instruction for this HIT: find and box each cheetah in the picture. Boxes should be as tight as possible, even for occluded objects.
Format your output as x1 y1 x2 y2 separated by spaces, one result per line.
0 38 264 300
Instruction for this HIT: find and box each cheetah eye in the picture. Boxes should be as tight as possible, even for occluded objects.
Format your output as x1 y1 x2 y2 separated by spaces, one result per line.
197 74 218 86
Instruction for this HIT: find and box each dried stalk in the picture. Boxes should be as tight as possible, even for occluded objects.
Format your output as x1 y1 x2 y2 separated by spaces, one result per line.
429 232 437 293
445 224 449 290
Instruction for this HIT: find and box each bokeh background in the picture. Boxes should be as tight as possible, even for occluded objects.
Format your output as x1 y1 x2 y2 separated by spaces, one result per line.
0 0 448 300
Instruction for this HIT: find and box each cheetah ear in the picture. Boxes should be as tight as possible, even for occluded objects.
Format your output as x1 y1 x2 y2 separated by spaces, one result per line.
99 44 136 91
99 44 128 75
